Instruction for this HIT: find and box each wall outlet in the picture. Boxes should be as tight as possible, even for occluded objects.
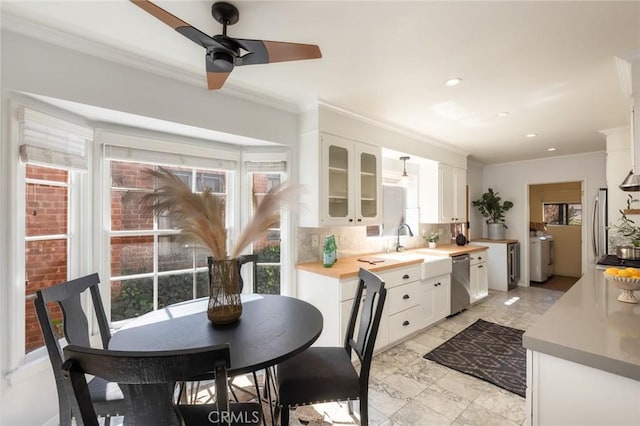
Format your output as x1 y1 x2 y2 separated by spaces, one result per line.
311 235 319 248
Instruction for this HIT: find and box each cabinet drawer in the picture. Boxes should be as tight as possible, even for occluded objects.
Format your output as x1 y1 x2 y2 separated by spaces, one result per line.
387 281 421 315
340 278 359 301
470 251 487 265
378 264 421 288
388 305 423 341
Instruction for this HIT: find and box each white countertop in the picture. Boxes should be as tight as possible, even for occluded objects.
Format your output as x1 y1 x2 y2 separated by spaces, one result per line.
522 267 640 380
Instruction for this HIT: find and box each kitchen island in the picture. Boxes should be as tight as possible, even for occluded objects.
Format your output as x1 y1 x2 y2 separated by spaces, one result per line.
522 266 640 425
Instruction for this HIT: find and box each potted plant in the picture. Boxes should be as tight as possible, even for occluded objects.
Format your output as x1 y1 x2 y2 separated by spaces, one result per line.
610 195 640 253
472 188 514 240
423 232 439 248
142 167 294 324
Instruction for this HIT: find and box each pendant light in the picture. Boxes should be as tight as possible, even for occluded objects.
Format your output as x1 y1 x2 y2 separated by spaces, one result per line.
399 156 410 185
620 105 640 191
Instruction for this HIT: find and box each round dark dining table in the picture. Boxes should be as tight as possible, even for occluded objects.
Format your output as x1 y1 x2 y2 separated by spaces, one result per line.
109 294 323 376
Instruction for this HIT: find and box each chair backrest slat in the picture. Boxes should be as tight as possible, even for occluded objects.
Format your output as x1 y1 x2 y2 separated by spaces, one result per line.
343 268 387 366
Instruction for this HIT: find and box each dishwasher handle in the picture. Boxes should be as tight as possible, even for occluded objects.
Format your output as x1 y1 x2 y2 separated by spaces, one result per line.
452 254 471 264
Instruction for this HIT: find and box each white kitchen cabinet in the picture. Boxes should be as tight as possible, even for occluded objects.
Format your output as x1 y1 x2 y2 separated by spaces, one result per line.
420 274 451 327
419 162 467 223
299 131 381 227
527 350 640 425
297 263 420 349
470 251 488 303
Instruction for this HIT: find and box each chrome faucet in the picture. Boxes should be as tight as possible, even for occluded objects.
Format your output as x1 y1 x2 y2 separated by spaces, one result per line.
396 223 414 252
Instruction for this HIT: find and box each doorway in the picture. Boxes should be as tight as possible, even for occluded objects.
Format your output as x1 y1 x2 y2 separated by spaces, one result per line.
528 182 583 284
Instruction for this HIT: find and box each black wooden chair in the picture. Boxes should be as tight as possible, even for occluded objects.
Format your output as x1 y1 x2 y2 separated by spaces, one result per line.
237 254 258 293
276 268 387 425
33 273 125 426
62 343 262 426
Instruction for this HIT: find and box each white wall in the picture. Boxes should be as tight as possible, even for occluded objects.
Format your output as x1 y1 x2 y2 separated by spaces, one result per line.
1 30 299 148
467 161 485 241
482 151 606 284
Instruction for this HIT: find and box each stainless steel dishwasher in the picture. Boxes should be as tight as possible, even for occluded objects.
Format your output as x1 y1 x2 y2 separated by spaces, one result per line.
450 254 471 315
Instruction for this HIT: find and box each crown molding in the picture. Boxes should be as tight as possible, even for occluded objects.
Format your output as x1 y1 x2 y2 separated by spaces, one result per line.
1 13 301 114
317 100 468 157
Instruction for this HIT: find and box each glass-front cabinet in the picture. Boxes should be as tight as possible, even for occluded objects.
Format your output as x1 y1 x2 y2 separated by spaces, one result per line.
322 133 381 226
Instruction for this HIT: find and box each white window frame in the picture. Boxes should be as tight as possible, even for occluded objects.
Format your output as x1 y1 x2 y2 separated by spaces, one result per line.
98 129 242 325
241 151 291 295
3 99 93 379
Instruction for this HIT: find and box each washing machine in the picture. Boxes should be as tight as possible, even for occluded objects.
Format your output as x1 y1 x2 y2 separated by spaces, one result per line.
530 235 554 282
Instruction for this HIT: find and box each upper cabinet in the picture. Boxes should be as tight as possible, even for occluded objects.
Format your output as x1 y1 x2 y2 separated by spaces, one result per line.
420 162 467 223
300 132 381 227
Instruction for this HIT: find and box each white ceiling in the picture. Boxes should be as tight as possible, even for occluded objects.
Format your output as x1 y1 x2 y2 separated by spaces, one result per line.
2 1 640 164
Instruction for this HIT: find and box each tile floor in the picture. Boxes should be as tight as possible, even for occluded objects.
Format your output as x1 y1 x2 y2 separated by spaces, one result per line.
288 286 564 426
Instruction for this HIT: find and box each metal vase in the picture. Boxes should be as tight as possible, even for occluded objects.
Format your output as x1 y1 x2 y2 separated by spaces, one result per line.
207 257 242 324
487 223 506 240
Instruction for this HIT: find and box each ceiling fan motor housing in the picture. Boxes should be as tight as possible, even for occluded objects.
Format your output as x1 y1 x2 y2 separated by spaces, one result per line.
208 50 235 72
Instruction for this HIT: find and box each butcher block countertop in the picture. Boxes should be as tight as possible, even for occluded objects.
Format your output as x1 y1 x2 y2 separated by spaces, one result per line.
296 244 486 279
296 254 424 279
470 238 519 244
418 244 488 257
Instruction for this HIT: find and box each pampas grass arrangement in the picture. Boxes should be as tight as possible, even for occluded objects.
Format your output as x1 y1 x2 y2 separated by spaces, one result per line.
141 166 295 323
141 166 295 260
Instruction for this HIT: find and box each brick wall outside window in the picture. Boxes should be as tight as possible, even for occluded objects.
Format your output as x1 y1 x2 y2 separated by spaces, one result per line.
25 165 69 353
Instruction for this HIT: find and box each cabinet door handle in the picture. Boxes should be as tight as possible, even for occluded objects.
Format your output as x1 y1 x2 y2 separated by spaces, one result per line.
402 274 410 279
402 294 410 300
402 320 410 326
478 265 484 268
357 218 362 222
435 282 440 287
349 218 354 222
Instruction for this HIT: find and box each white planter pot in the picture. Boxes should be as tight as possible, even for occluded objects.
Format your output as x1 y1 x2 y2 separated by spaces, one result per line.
487 223 506 240
428 242 436 248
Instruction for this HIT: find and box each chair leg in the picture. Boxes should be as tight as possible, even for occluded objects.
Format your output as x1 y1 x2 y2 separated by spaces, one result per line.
360 395 368 426
347 400 354 415
59 399 72 426
279 405 289 426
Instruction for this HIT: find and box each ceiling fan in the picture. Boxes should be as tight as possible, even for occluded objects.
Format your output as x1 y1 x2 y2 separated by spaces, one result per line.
130 0 322 90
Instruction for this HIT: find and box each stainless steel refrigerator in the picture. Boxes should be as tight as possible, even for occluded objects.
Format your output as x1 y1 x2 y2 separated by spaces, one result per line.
592 187 608 260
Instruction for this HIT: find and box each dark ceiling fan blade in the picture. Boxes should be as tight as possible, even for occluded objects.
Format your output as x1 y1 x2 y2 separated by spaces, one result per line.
130 0 222 49
234 39 322 66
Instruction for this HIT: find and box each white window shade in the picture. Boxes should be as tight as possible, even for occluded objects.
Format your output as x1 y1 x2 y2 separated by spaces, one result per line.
18 107 93 170
244 161 287 173
105 145 238 171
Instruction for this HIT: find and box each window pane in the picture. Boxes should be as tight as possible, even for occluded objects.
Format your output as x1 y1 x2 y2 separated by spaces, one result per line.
111 161 156 190
196 270 209 298
256 265 280 294
111 190 152 231
568 204 582 225
543 204 561 225
26 183 68 236
196 170 226 193
254 234 281 263
158 273 194 308
111 278 154 321
111 236 154 276
26 164 68 182
25 239 68 353
158 235 193 272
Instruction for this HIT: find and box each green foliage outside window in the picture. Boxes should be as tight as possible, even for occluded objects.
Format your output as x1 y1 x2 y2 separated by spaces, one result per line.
111 246 281 321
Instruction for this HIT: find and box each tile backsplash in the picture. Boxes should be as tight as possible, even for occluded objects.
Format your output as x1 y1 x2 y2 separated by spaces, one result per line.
297 223 453 263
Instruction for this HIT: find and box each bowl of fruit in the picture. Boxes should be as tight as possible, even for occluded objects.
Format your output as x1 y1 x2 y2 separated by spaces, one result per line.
603 267 640 304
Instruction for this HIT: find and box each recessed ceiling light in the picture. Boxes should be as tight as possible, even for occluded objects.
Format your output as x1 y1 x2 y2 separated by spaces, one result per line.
445 78 462 87
547 147 556 152
526 133 538 138
496 112 509 117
